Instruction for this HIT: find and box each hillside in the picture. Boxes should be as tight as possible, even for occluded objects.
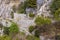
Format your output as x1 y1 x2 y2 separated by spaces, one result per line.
0 0 60 40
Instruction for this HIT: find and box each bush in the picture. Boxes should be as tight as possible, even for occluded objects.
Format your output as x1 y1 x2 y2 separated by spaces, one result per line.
29 26 35 33
55 35 60 40
27 35 40 40
29 13 35 18
12 6 16 12
26 0 37 8
35 16 44 26
9 22 19 35
3 27 10 35
35 16 51 26
44 18 51 24
35 30 40 37
17 2 25 13
50 0 60 15
0 35 11 40
54 8 60 21
0 23 3 30
10 11 14 18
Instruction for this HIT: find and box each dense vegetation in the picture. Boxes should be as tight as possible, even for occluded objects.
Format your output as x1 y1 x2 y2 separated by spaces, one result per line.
0 22 19 40
26 0 37 8
17 2 25 13
50 0 60 20
1 22 40 40
16 0 37 14
54 8 60 20
26 35 40 40
29 26 35 33
9 22 19 38
11 11 14 18
1 0 60 40
29 13 35 18
28 16 51 37
3 27 10 35
35 16 51 26
0 35 11 40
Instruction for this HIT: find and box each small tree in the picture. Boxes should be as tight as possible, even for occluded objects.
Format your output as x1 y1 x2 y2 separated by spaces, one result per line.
29 26 35 33
29 13 35 18
9 22 19 36
54 8 60 20
55 35 60 40
27 0 37 8
35 29 40 37
12 6 16 12
17 2 25 13
26 35 40 40
0 35 11 40
0 23 3 30
35 16 44 26
10 11 14 18
35 16 51 26
50 0 60 14
3 27 10 35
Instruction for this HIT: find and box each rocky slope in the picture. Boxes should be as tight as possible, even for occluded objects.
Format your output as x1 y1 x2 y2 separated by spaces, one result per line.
0 0 54 40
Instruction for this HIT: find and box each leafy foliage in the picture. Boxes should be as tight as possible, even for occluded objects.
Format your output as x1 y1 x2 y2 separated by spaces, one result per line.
0 35 11 40
55 35 60 40
12 6 16 12
35 29 40 37
54 8 60 20
10 11 14 18
35 16 51 26
9 22 19 35
26 35 40 40
26 0 37 8
50 0 60 15
29 13 35 17
3 27 10 35
29 26 35 33
17 2 25 13
0 23 3 30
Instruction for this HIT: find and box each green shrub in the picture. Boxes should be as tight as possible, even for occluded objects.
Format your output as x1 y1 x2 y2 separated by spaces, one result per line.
50 0 60 15
9 22 19 35
29 26 35 33
35 16 51 26
29 13 35 18
0 23 3 30
27 35 40 40
17 2 25 13
10 11 14 18
12 6 16 12
3 27 10 35
0 35 11 40
35 16 44 26
26 0 37 8
55 35 60 40
54 8 60 21
44 18 51 24
35 29 40 37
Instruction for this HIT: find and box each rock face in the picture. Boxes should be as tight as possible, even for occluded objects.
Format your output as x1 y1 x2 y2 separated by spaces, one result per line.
37 0 45 10
0 0 21 19
14 13 35 35
37 0 52 17
0 0 12 19
0 0 26 18
0 0 21 36
0 0 55 40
